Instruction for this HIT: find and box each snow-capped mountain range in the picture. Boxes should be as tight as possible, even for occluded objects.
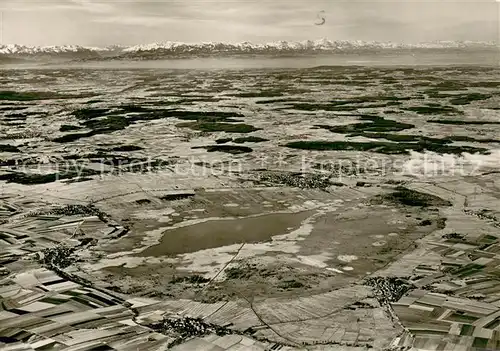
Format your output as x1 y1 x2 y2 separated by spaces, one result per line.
122 39 496 52
0 39 497 62
0 44 108 54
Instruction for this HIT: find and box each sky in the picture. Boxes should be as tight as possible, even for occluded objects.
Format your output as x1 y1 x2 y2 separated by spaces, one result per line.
0 0 498 46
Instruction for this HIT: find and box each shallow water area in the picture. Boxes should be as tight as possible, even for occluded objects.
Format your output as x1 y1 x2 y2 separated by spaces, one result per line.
138 210 315 257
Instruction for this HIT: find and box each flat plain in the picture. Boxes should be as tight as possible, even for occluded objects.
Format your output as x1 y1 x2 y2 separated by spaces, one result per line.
1 64 500 350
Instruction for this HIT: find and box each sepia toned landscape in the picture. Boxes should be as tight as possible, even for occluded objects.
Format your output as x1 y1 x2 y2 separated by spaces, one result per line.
0 60 499 350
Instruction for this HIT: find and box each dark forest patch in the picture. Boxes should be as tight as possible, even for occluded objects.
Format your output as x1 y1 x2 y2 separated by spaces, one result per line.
193 145 253 154
0 91 94 101
178 122 259 133
284 140 487 155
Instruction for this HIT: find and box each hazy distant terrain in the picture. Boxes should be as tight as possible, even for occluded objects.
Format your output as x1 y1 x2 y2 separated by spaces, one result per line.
1 39 498 64
1 61 500 350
